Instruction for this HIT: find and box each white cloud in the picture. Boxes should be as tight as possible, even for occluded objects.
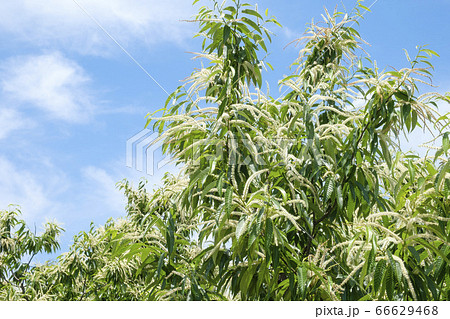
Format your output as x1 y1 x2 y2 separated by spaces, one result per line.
0 0 196 55
0 156 125 237
79 156 182 218
81 166 126 216
282 26 301 43
0 156 64 222
0 108 35 140
1 53 95 122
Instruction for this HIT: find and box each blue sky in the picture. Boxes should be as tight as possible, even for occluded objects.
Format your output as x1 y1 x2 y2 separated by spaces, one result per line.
0 0 449 255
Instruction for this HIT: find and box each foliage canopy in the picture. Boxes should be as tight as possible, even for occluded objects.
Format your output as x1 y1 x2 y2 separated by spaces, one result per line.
1 0 449 300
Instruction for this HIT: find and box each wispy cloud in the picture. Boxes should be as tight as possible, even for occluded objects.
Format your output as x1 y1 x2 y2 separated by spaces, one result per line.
78 156 182 219
0 0 196 55
0 108 35 140
0 156 66 222
282 26 301 43
81 166 126 216
1 52 95 123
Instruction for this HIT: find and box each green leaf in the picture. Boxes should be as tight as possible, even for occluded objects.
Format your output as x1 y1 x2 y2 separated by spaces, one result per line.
385 265 394 300
408 246 420 264
426 274 439 300
217 173 224 197
225 186 233 216
140 247 151 264
373 259 386 293
297 266 308 299
416 238 450 264
347 190 355 220
411 110 418 130
358 4 371 12
393 259 403 285
242 9 263 20
242 17 262 34
201 180 217 200
387 250 402 283
422 48 440 57
248 215 260 249
402 104 411 121
166 215 175 257
287 112 301 134
265 218 273 254
435 161 450 192
360 248 375 287
243 265 257 299
324 177 334 203
156 253 165 279
223 25 231 45
442 132 449 153
236 216 247 240
273 245 279 269
356 150 363 165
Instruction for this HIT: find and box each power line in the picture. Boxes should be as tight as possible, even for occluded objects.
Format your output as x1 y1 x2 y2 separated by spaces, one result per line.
71 0 170 96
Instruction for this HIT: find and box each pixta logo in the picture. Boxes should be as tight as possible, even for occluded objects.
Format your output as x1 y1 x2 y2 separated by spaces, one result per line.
126 129 170 175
